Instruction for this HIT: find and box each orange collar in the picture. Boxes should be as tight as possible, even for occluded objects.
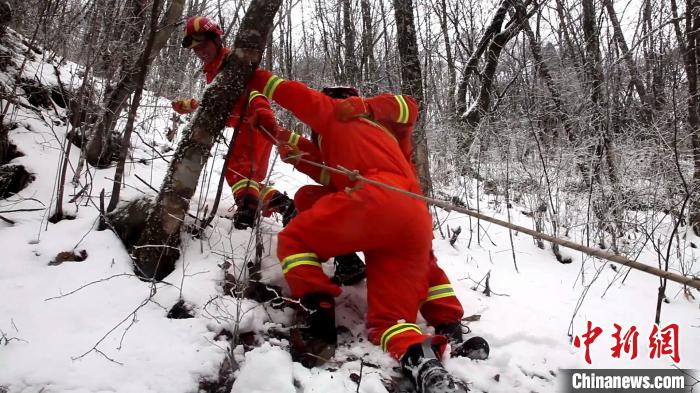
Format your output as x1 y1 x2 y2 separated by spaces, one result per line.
203 47 232 83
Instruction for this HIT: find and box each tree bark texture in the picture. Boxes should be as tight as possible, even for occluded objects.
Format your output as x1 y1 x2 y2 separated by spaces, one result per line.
132 0 282 280
360 0 378 95
342 0 359 86
393 0 433 196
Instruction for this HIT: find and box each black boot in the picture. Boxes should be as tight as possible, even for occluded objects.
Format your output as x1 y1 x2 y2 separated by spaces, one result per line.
436 322 490 360
331 253 366 286
268 192 297 227
452 336 490 360
233 194 259 230
289 292 337 368
435 322 463 345
401 339 469 393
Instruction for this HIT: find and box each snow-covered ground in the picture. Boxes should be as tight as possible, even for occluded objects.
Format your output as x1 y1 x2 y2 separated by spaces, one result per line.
1 33 699 393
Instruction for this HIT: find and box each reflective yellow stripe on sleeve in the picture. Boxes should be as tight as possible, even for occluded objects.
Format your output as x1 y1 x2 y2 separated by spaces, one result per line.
248 90 266 104
281 252 322 274
263 75 284 99
319 168 330 186
193 16 203 32
287 132 301 147
424 284 456 302
394 95 409 124
231 178 260 194
380 323 422 352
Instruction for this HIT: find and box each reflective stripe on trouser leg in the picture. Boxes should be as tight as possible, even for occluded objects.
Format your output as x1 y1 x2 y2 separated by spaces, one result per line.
277 248 340 298
261 186 277 204
380 323 422 352
419 257 464 327
231 178 260 197
423 284 456 303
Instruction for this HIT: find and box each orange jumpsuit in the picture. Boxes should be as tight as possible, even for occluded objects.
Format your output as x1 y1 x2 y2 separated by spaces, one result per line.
203 48 282 213
250 69 446 359
278 93 463 330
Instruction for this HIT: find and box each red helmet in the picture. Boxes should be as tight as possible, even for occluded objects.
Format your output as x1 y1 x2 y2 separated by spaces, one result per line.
182 16 223 48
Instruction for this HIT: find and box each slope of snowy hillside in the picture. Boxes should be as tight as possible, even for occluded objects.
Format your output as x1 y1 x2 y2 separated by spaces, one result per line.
1 30 698 393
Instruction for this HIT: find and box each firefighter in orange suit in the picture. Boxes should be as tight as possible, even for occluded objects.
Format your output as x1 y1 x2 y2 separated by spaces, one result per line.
246 69 475 392
172 16 294 229
275 90 482 355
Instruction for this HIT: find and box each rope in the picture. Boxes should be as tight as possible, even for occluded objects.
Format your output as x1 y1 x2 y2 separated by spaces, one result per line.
258 125 700 291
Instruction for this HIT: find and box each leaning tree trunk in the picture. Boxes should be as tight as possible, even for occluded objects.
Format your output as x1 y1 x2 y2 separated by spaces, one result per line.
460 1 532 151
455 0 510 118
454 0 511 160
132 0 282 281
84 0 184 167
602 0 653 121
393 0 433 196
106 0 172 213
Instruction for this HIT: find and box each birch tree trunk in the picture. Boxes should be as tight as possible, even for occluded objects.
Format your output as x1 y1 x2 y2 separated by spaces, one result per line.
132 0 282 281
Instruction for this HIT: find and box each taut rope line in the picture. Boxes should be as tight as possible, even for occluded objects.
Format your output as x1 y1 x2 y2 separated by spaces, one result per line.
259 126 700 291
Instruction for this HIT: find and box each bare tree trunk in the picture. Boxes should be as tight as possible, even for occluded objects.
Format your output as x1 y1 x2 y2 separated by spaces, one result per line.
679 0 700 234
84 0 149 168
360 0 377 94
455 0 510 118
131 0 282 281
393 0 433 196
582 0 622 248
455 0 511 160
460 1 533 157
554 0 583 73
342 0 359 86
378 0 394 90
106 0 165 213
642 0 665 110
84 0 184 168
602 0 653 120
436 0 457 116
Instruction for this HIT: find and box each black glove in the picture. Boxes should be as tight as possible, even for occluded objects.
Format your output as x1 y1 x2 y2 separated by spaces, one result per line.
268 192 298 227
233 194 260 230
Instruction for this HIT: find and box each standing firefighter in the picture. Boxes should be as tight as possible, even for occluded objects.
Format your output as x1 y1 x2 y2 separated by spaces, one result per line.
172 16 295 229
248 69 477 393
